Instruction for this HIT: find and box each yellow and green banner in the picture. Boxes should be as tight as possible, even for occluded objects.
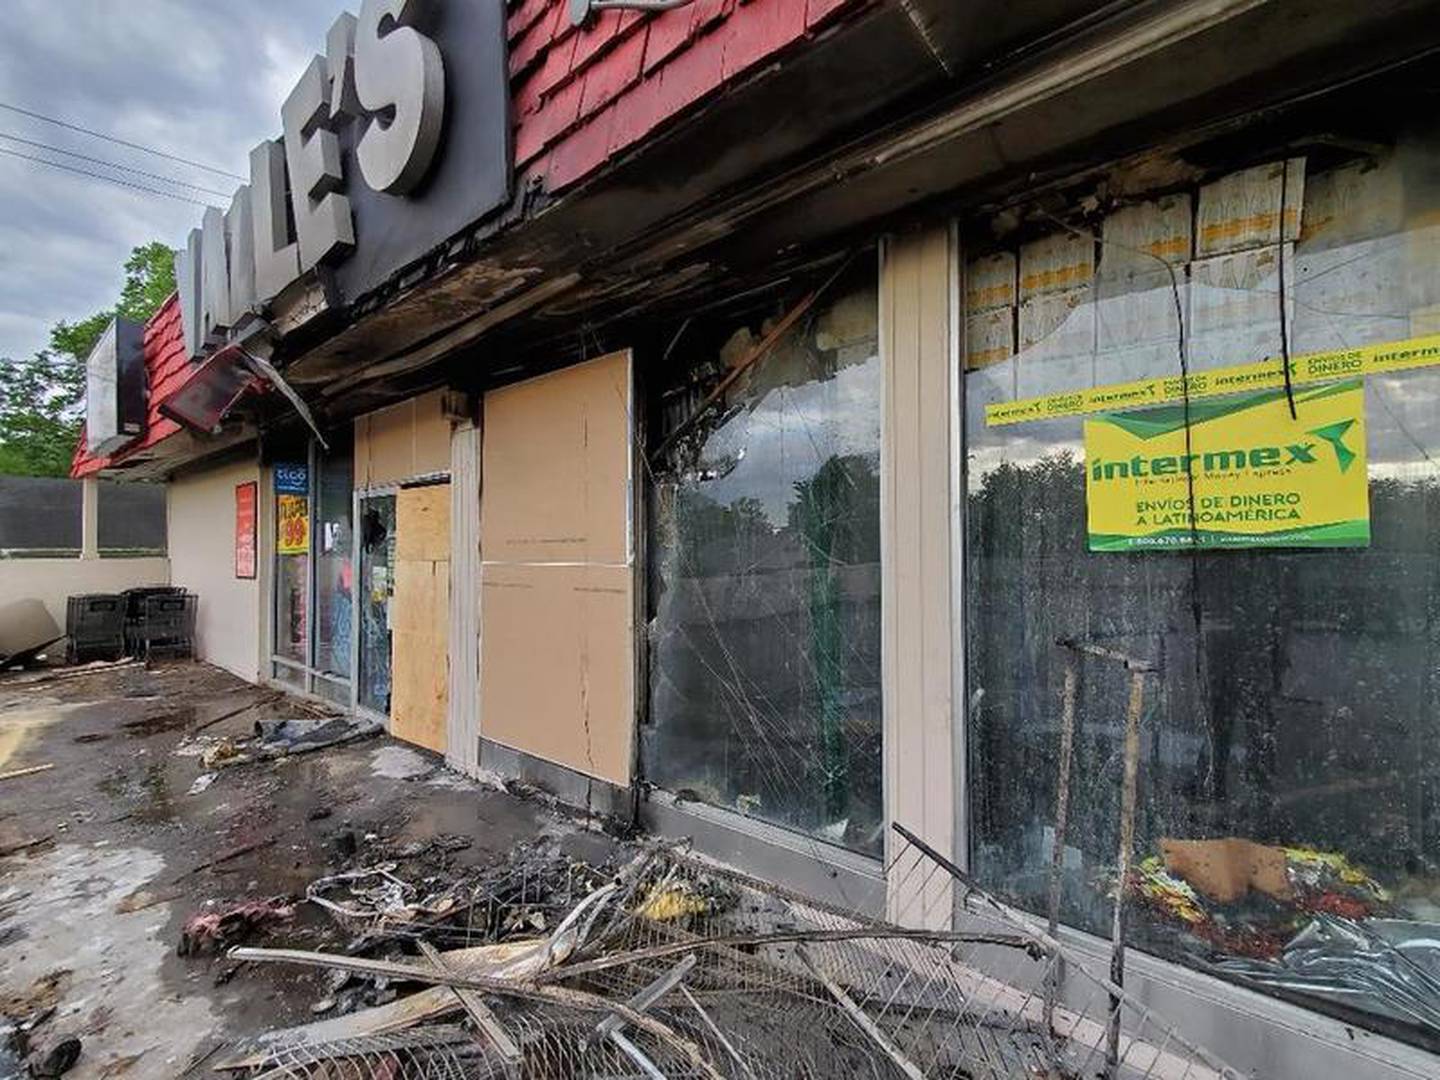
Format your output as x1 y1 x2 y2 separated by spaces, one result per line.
986 333 1440 427
1085 380 1369 552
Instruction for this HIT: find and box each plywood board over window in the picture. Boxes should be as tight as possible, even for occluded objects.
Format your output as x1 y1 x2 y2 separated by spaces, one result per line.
479 351 634 786
391 482 450 753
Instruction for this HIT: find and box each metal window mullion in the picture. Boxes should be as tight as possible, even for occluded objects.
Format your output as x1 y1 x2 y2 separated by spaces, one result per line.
350 486 361 715
949 220 970 891
306 438 319 688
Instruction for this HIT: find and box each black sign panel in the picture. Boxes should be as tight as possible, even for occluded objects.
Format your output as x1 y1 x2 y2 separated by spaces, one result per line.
332 0 511 300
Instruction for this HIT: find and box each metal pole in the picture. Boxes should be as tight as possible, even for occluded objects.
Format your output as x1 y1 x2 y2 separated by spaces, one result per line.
1106 667 1148 1077
1048 653 1080 935
1044 652 1080 1035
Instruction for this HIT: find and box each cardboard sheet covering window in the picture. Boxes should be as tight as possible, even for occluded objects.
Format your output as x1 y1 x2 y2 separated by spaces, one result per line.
479 351 634 786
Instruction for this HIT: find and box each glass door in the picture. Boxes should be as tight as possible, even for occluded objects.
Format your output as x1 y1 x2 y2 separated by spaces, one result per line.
357 493 396 715
270 438 354 704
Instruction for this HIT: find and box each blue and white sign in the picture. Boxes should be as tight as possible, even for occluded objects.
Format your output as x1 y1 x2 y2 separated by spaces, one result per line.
274 463 309 495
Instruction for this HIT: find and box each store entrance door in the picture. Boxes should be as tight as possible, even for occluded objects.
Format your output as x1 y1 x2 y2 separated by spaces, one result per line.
357 493 396 716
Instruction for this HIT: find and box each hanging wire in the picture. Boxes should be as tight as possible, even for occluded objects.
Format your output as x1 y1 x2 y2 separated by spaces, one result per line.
0 99 245 180
0 130 231 198
1278 158 1298 419
0 145 209 206
1034 205 1212 795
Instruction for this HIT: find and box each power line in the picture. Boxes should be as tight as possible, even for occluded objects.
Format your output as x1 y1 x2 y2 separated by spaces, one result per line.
0 100 246 181
0 130 231 199
0 146 209 206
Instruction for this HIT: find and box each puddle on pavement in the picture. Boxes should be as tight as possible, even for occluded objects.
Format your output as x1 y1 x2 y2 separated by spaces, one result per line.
92 762 177 823
122 707 197 737
95 767 128 799
0 843 218 1075
135 762 176 823
369 745 433 780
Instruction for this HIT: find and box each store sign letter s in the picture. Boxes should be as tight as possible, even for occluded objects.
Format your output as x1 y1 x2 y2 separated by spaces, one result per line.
355 0 445 195
275 0 445 267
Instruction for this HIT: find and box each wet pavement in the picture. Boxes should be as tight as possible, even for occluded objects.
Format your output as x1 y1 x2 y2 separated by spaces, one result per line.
0 661 607 1079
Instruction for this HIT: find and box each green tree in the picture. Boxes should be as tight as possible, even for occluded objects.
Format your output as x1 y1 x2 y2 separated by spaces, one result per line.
0 241 175 476
117 241 179 323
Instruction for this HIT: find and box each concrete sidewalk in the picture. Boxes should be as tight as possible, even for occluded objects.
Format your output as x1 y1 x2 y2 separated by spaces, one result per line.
0 661 610 1079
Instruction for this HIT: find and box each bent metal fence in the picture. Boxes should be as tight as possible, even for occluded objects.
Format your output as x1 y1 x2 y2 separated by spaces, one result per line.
234 825 1242 1079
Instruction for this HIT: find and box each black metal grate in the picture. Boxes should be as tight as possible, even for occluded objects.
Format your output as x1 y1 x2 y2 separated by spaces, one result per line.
123 589 196 659
65 593 125 662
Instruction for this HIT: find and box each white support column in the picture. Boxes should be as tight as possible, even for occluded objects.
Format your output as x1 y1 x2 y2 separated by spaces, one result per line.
80 476 100 560
446 418 482 776
257 459 276 680
880 225 960 928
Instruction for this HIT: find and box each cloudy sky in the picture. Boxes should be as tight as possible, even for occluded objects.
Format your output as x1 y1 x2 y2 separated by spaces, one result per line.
0 0 335 362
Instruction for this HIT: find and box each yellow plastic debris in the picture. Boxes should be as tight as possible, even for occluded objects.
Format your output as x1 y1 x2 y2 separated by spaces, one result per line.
636 884 709 922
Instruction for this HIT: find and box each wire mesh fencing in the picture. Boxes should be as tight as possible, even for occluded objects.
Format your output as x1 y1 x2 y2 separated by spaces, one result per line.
234 826 1244 1079
253 1026 495 1078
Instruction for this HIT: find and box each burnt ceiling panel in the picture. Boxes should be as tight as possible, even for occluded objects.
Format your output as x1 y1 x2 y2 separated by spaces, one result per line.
899 0 1128 78
292 0 1440 420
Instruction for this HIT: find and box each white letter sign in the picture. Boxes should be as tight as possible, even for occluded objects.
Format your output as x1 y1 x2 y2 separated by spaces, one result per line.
355 0 445 195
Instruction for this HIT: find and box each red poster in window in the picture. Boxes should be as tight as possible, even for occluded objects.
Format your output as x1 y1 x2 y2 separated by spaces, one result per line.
235 481 257 579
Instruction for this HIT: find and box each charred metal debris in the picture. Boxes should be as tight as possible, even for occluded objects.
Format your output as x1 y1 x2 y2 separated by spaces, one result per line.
207 827 1242 1079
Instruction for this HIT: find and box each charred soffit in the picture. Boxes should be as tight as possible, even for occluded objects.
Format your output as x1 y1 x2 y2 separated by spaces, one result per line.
268 3 1135 409
285 0 1440 419
278 0 1133 410
957 56 1440 261
710 0 1440 271
278 0 947 409
429 0 1440 391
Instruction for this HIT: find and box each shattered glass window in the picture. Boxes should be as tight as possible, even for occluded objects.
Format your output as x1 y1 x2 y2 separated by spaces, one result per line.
964 132 1440 1047
645 262 883 858
315 438 354 683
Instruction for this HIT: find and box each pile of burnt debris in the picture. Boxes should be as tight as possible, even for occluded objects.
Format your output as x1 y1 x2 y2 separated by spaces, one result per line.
197 826 1241 1080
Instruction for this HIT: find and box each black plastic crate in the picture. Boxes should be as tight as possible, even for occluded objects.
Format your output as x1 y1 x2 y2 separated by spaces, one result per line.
66 593 125 663
121 585 184 657
135 592 197 660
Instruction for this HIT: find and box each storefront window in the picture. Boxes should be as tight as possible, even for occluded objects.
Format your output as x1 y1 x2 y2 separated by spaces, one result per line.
273 460 310 665
645 263 884 857
358 493 396 715
316 442 354 681
964 133 1440 1046
271 439 354 696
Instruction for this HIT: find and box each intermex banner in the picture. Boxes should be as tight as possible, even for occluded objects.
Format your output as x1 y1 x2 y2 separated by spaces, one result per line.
986 333 1440 427
1084 380 1369 552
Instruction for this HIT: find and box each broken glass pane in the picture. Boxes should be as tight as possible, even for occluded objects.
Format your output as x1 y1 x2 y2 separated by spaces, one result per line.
315 436 354 681
964 131 1440 1047
645 266 883 858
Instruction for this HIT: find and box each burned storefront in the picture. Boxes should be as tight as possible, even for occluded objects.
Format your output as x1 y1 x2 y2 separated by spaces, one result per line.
64 0 1440 1075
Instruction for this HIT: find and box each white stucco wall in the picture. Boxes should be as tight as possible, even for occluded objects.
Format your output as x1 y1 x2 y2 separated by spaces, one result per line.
0 557 171 631
168 456 261 681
